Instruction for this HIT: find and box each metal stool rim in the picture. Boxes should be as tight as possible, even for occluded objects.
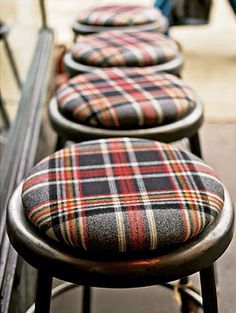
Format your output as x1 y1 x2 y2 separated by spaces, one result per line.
72 19 168 36
48 97 203 143
63 51 183 76
7 180 234 288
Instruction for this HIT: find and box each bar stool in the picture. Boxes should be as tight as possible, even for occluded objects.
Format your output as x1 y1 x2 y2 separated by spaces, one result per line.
72 5 168 39
64 31 183 77
49 68 203 157
7 137 234 313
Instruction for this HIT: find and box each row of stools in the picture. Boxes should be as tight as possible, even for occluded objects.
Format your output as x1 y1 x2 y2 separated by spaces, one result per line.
7 5 234 313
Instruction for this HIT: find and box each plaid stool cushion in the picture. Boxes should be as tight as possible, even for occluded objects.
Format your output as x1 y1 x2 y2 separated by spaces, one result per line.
56 68 196 129
77 5 163 26
71 31 178 67
22 138 224 254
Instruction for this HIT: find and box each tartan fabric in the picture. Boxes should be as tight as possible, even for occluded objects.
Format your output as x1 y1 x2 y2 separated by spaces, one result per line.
71 31 178 67
77 5 163 26
56 68 196 129
22 138 224 254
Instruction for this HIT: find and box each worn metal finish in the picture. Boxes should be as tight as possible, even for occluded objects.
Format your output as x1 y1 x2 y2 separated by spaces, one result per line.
63 51 183 77
200 265 219 313
7 184 234 288
0 28 53 313
49 97 203 150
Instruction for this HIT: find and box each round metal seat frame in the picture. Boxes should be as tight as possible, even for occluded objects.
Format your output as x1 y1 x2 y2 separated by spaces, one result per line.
7 184 235 313
63 51 183 77
72 19 168 39
49 97 203 158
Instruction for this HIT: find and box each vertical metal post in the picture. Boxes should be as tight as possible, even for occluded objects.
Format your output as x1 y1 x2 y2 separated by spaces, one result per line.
39 0 48 28
189 132 203 158
179 277 190 313
82 286 91 313
200 265 218 313
35 271 52 313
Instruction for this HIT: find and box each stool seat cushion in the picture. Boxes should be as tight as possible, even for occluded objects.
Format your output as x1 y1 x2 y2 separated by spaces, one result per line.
77 5 163 27
56 69 196 129
71 31 178 67
22 138 224 254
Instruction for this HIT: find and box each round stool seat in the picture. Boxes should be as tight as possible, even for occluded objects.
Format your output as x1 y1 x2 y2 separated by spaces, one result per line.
73 5 168 36
55 69 196 130
64 31 183 76
21 137 224 255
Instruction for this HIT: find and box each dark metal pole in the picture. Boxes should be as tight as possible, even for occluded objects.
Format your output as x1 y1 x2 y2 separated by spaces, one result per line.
82 286 91 313
200 265 218 313
189 132 202 158
35 271 53 313
3 38 22 89
39 0 47 28
0 93 10 128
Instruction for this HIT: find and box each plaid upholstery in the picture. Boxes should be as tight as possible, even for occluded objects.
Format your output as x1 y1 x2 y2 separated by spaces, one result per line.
22 138 224 254
77 5 163 26
56 68 196 129
71 31 178 67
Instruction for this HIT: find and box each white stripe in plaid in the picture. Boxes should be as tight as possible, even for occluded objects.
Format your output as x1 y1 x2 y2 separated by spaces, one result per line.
57 68 196 129
71 31 178 67
77 5 163 26
22 138 224 254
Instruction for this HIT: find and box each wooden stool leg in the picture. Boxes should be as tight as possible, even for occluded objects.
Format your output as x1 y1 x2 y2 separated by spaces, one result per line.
35 270 53 313
200 265 218 313
189 132 202 158
82 286 92 313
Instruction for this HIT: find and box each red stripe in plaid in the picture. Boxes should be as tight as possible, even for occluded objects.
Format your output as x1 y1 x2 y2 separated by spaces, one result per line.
71 31 178 67
77 5 163 26
22 138 224 254
56 68 196 129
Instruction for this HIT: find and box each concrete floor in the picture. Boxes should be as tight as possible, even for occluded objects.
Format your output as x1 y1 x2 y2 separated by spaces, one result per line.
1 0 236 312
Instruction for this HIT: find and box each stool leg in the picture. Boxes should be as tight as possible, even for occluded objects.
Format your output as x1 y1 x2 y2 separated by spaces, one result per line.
35 270 53 313
0 94 10 128
179 277 189 313
82 286 92 313
189 132 202 158
55 136 66 151
3 37 22 90
200 265 218 313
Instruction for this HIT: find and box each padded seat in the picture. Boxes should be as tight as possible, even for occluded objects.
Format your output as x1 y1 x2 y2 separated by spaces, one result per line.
56 69 195 130
64 31 183 76
72 5 168 36
22 137 224 254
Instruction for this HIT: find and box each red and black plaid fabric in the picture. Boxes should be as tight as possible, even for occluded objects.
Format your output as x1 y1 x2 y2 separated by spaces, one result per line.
22 138 224 254
77 5 163 26
71 31 178 67
56 68 196 129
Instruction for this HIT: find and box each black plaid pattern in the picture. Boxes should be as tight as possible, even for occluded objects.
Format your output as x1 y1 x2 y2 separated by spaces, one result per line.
77 5 163 26
22 138 224 254
71 31 178 67
57 68 196 129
